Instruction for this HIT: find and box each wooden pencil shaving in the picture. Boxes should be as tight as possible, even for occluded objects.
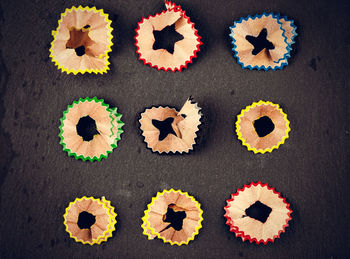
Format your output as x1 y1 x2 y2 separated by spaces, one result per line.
236 100 290 154
59 97 124 161
142 189 203 245
135 1 202 71
50 6 113 74
224 182 292 244
63 196 117 245
139 98 202 153
230 13 297 70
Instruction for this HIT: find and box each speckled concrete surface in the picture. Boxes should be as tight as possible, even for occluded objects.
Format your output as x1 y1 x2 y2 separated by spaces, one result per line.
0 0 349 258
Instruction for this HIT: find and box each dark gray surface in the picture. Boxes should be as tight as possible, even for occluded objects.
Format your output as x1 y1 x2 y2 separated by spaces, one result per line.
0 0 349 258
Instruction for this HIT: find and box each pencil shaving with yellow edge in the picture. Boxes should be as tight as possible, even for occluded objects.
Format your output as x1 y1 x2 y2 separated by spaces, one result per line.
236 100 290 154
50 6 113 74
141 189 203 246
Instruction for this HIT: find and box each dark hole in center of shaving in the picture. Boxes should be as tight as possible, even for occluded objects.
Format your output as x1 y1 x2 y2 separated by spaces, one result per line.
245 28 275 55
253 116 275 137
245 201 272 223
74 46 85 56
152 117 177 141
161 204 186 231
153 24 184 54
76 116 100 141
66 27 93 57
77 211 96 229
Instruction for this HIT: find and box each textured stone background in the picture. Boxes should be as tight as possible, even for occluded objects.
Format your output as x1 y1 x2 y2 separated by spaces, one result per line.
0 0 349 258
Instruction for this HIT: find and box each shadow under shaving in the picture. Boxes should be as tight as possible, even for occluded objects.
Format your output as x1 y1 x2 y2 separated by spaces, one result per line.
284 14 301 66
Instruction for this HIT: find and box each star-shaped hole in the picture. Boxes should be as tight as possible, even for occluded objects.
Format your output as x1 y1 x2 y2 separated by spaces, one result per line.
244 201 272 223
152 117 182 141
245 28 275 55
76 116 100 141
153 24 184 54
66 26 95 57
77 211 96 229
160 204 187 232
253 116 275 137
